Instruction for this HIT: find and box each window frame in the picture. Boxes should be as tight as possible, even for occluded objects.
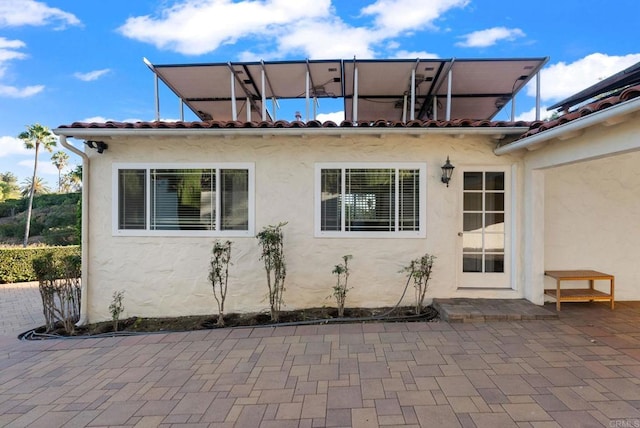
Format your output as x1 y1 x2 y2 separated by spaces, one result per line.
314 162 427 238
112 162 255 237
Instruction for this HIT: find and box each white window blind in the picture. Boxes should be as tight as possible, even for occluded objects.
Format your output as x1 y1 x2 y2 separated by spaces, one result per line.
118 169 146 230
116 165 251 235
319 166 422 235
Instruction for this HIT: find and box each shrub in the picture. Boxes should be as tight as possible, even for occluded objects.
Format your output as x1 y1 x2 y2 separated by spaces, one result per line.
257 222 287 322
43 225 79 246
0 246 80 283
331 255 353 317
403 253 435 315
209 240 232 327
32 252 81 334
109 290 125 332
0 198 26 218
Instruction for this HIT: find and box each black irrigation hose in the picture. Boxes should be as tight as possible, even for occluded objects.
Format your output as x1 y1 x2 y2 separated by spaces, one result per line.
19 269 439 341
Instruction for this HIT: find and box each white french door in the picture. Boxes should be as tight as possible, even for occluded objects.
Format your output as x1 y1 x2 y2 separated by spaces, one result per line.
459 167 512 288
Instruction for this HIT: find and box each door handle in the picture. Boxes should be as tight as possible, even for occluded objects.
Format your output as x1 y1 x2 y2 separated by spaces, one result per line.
458 232 463 237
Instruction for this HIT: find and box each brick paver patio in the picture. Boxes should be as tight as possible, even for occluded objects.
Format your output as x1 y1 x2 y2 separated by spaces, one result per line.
1 283 639 427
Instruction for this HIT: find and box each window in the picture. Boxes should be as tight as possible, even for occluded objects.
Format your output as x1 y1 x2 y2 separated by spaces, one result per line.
114 164 254 236
462 171 506 273
315 163 426 237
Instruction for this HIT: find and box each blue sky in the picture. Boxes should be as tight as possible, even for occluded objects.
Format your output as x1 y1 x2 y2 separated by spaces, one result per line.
1 0 639 187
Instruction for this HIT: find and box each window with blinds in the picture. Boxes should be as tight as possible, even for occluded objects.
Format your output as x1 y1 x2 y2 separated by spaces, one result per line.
317 164 424 236
116 165 251 235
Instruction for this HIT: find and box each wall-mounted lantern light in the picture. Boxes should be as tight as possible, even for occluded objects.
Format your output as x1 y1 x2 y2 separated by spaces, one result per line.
441 156 454 187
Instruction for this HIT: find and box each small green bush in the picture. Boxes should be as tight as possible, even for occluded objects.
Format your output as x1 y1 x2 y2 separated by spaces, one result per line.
0 222 24 238
43 225 79 246
0 246 80 283
0 198 25 218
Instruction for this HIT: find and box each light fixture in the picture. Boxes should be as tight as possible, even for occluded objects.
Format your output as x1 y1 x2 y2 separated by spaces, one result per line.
86 140 108 154
441 156 454 187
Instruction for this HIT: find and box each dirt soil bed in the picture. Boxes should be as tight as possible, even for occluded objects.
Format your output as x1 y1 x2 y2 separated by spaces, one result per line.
23 306 439 339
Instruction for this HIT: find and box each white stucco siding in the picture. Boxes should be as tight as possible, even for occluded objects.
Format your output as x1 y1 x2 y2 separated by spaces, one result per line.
544 151 640 301
522 118 640 303
86 133 522 322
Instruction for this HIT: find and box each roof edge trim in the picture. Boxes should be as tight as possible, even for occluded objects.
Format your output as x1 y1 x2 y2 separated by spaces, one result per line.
54 126 529 139
494 96 640 155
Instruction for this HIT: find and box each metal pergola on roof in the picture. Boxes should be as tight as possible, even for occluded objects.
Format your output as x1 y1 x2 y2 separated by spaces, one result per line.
144 57 549 123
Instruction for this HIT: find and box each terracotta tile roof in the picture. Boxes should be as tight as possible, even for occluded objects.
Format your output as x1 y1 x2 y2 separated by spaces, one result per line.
58 83 640 139
58 118 531 130
516 83 640 140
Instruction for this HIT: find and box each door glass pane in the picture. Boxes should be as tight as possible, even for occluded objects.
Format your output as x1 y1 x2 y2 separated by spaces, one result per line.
463 193 482 211
484 213 504 231
464 172 482 190
463 234 483 252
485 192 504 211
462 169 507 277
463 254 482 272
485 172 504 190
463 213 482 232
484 233 504 252
485 254 504 272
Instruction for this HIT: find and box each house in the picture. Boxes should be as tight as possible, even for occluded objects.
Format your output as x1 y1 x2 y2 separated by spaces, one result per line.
53 58 640 324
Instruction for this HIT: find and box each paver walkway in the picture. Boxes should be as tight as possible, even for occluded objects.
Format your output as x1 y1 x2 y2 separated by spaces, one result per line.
0 282 44 338
1 283 639 427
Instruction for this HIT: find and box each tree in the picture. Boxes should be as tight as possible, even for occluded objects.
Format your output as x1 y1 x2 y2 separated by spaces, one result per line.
0 172 20 201
60 165 82 193
18 123 57 247
68 165 82 190
20 176 51 197
51 151 69 192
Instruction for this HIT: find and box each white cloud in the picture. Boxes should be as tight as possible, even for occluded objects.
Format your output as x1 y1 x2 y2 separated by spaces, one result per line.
81 116 144 123
456 27 525 48
529 53 640 102
0 38 25 49
316 111 345 123
18 159 59 176
118 0 332 56
74 69 111 82
0 0 81 29
81 116 110 123
276 18 378 59
0 84 44 97
513 106 552 122
0 37 44 98
0 37 27 78
118 0 466 59
361 0 469 36
392 50 439 59
0 136 31 157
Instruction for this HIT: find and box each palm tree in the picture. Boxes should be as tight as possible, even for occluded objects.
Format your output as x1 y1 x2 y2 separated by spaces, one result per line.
18 124 57 247
51 151 69 192
67 165 82 191
21 177 51 197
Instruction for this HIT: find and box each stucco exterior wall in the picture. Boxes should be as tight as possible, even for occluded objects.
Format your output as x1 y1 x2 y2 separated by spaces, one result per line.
544 151 640 300
85 132 522 322
521 117 640 303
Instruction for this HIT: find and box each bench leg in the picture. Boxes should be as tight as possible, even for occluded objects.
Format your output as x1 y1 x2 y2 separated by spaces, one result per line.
556 280 561 311
610 277 615 310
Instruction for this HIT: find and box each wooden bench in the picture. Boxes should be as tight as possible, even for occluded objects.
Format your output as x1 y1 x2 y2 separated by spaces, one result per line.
544 270 614 311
